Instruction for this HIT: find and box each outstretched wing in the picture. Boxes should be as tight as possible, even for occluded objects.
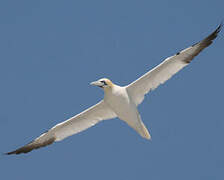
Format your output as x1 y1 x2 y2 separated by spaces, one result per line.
6 100 116 155
127 24 222 106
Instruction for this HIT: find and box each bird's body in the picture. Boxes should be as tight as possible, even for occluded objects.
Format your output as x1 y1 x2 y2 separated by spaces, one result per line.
104 84 150 139
6 23 222 155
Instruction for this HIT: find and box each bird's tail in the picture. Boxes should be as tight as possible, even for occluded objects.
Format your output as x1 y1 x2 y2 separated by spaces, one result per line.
139 120 151 139
131 112 151 140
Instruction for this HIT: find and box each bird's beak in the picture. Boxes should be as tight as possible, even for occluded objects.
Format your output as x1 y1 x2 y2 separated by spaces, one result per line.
90 81 104 87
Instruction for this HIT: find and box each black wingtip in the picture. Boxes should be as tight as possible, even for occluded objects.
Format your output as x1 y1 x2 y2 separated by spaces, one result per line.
210 22 222 38
5 136 56 155
4 149 20 155
5 151 17 155
216 21 223 33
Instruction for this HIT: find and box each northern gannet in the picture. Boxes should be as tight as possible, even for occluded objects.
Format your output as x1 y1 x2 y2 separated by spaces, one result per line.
6 24 222 155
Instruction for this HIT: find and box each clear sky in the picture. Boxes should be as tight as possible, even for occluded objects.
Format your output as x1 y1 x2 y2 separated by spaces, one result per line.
0 0 223 179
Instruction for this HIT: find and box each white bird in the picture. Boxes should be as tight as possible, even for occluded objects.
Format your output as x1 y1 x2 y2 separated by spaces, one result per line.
6 24 222 155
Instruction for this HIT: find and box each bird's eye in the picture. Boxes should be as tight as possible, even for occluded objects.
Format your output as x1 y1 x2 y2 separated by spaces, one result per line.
100 80 107 85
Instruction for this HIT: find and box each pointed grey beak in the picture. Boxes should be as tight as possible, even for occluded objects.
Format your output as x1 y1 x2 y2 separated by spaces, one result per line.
90 81 103 87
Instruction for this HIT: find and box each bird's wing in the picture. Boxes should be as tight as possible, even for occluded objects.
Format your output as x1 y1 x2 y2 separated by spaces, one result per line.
7 100 116 155
126 24 222 106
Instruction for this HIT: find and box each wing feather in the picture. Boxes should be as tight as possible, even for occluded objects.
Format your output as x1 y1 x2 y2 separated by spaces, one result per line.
6 100 116 155
127 24 222 105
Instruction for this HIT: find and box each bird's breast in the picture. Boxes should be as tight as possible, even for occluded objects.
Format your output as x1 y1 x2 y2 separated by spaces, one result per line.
104 87 136 119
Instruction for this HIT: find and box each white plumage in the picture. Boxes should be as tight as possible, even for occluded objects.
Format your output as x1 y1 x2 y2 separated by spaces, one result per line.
7 23 222 155
52 100 116 141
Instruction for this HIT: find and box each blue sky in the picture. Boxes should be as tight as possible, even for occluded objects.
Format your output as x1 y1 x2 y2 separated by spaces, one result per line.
0 0 223 179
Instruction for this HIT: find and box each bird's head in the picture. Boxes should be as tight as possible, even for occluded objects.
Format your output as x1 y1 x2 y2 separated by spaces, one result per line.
90 78 114 89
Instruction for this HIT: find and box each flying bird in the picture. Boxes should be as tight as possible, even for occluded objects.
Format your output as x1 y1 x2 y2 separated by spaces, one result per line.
6 23 222 155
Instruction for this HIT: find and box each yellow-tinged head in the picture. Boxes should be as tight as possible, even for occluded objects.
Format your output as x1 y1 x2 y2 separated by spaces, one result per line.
90 78 114 89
